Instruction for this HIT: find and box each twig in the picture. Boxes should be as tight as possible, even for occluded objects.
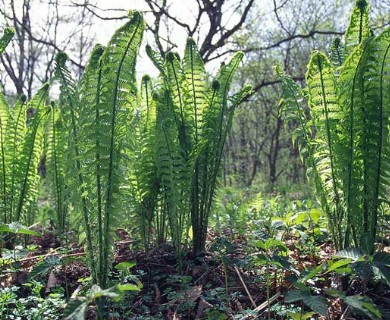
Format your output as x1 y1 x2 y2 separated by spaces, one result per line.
241 292 282 320
115 240 139 246
340 305 349 319
15 251 86 263
70 284 82 299
234 266 256 308
8 239 138 264
194 268 211 285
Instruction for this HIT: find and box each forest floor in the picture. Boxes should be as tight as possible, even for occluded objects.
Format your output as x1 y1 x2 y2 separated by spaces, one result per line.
1 227 390 319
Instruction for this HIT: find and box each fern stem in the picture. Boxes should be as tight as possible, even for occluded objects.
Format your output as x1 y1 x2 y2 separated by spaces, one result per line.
94 60 104 285
0 116 7 223
189 45 199 145
51 107 63 231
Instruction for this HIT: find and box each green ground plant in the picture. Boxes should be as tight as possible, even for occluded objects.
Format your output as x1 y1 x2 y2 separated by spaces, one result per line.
147 40 252 254
55 11 145 288
278 0 390 253
0 22 49 229
51 10 250 286
45 101 68 232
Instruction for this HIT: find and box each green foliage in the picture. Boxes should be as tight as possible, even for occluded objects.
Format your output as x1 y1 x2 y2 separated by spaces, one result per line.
55 11 145 288
0 82 49 225
147 40 251 253
334 248 390 286
284 286 328 316
0 284 63 320
277 0 390 253
29 255 62 279
326 290 381 319
46 102 68 232
127 75 159 249
63 283 142 320
0 221 40 236
0 27 14 55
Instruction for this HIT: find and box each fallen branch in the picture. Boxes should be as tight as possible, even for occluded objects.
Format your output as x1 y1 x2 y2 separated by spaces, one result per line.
9 251 86 264
234 266 256 308
241 292 282 320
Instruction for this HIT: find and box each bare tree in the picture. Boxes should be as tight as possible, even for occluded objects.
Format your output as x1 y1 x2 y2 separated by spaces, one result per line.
0 0 95 98
73 0 255 62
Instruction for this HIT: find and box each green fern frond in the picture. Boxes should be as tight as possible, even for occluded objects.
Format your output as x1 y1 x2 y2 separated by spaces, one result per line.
337 39 373 248
190 51 247 252
344 0 371 58
155 90 189 255
183 38 207 146
145 39 248 253
6 95 28 219
55 52 98 284
46 102 68 231
0 27 14 54
164 51 191 155
146 45 166 76
276 66 340 244
0 85 11 221
126 75 158 249
330 38 344 68
77 43 106 285
306 51 342 205
14 84 49 223
305 52 347 249
359 27 390 252
98 11 144 287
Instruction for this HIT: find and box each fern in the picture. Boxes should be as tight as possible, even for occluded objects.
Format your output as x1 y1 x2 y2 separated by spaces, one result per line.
97 11 144 287
344 0 371 57
359 28 390 252
278 0 390 253
0 28 12 222
305 52 345 249
14 84 49 223
337 40 372 248
6 96 27 220
56 12 144 288
155 89 189 255
183 38 207 146
0 84 49 224
330 38 343 68
55 52 98 283
46 102 68 232
127 75 158 249
77 44 105 285
148 41 250 253
0 27 14 55
192 51 250 252
0 85 11 222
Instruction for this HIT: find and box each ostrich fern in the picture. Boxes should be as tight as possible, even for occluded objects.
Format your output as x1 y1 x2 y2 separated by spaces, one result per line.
127 75 159 249
0 27 49 225
46 102 68 232
278 0 390 253
0 83 49 225
147 39 251 253
55 12 144 288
